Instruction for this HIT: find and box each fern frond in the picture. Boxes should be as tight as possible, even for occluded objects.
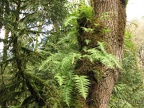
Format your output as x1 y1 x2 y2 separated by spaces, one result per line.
83 42 121 68
85 39 91 45
54 73 65 86
78 5 93 19
101 56 115 68
58 30 78 44
97 42 107 55
62 84 73 106
71 53 82 64
39 53 61 71
60 52 81 70
106 54 121 68
74 75 90 99
81 27 94 33
61 56 72 71
84 48 101 60
64 16 78 27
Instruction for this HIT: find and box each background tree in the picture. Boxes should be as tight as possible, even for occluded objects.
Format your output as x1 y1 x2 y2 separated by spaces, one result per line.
0 0 67 107
109 30 144 108
126 18 144 70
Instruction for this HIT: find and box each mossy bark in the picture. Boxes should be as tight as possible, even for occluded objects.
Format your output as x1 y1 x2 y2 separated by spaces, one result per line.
12 1 46 107
75 0 126 108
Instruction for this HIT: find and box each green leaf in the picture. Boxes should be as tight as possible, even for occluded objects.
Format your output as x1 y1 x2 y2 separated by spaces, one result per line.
64 16 78 26
74 75 90 99
78 5 93 19
71 53 81 64
81 27 94 33
62 84 72 106
54 73 65 86
83 42 121 68
94 23 100 27
102 28 111 33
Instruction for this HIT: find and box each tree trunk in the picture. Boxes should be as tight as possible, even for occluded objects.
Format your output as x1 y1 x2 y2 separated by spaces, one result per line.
76 0 126 108
1 29 9 108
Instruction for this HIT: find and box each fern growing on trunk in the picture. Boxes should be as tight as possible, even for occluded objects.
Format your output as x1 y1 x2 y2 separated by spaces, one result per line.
39 5 121 106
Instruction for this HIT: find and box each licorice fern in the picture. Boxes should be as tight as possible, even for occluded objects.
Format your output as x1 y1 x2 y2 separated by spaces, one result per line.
83 42 121 68
39 51 84 106
39 4 121 107
54 73 65 86
74 75 90 99
62 83 73 106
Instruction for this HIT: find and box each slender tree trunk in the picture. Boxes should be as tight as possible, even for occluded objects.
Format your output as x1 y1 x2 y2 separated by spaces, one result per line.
76 0 126 108
2 29 9 61
1 0 10 107
12 1 46 106
34 22 42 52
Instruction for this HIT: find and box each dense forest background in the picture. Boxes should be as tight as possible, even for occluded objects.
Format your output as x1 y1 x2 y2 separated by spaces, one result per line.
0 0 144 108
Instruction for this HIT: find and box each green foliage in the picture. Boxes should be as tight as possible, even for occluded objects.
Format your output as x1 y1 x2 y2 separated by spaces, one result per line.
81 27 94 33
83 42 121 68
0 0 68 107
61 80 73 106
38 4 122 107
55 73 65 86
74 75 90 99
39 50 85 106
109 31 144 108
1 1 140 108
64 4 93 27
78 5 93 20
85 39 91 45
64 16 78 27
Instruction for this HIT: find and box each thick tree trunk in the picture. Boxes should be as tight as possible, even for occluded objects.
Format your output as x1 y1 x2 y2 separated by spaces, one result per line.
76 0 126 108
87 1 125 108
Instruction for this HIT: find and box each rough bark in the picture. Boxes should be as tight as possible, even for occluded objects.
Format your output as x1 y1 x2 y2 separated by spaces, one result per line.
76 0 126 108
89 0 125 108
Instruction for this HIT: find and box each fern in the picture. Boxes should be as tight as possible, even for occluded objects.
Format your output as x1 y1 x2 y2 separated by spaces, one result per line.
81 27 94 33
71 53 82 64
61 74 74 107
85 39 91 45
74 75 90 99
64 16 78 27
97 42 121 68
78 5 93 20
39 50 83 106
58 30 78 44
97 42 107 55
60 52 81 71
61 56 72 71
38 3 121 107
39 53 60 71
83 42 121 69
54 73 65 86
62 85 72 106
64 5 93 28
